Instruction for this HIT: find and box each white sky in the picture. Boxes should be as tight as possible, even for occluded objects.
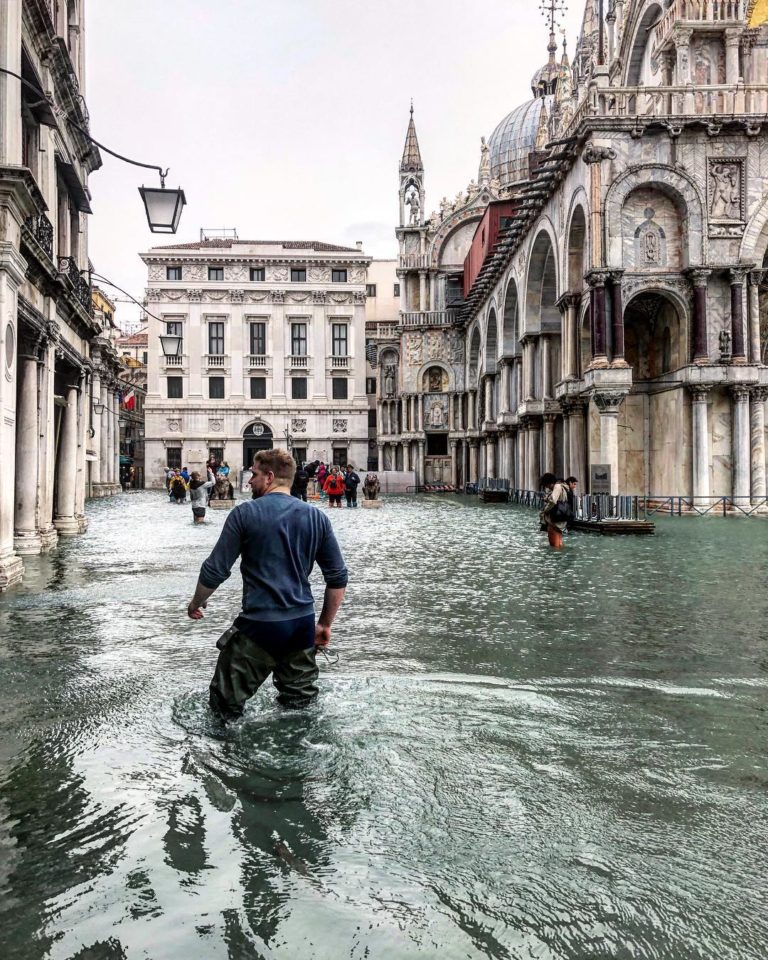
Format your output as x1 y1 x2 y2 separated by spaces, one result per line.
86 0 587 326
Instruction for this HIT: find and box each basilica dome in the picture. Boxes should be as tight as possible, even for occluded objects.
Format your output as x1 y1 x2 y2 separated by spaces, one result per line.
488 94 553 190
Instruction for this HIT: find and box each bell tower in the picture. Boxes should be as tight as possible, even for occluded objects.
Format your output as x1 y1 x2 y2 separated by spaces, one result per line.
398 102 424 228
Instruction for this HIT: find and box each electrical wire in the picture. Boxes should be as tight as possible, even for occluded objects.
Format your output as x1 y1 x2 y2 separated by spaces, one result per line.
90 272 163 323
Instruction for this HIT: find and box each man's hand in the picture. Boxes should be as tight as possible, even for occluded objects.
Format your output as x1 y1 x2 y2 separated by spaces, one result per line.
315 623 332 648
187 600 207 620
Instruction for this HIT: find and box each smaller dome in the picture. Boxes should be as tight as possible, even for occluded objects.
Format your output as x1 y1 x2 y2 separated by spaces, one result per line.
488 96 553 189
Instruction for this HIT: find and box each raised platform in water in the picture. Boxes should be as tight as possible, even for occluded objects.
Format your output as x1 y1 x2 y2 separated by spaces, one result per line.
208 499 236 510
479 490 509 503
570 518 655 536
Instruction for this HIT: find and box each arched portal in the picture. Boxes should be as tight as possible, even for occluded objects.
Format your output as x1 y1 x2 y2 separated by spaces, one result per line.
626 4 664 87
468 327 481 388
502 279 519 354
242 421 274 471
526 231 559 332
619 291 689 496
567 206 587 293
484 307 499 374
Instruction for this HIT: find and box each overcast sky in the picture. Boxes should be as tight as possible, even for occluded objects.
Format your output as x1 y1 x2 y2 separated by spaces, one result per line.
86 0 586 327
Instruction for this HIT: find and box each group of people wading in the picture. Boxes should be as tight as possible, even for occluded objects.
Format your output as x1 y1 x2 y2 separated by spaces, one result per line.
290 461 362 508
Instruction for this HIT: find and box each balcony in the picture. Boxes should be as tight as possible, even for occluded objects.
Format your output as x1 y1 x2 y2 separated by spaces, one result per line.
571 82 768 130
400 310 457 328
399 253 429 271
653 0 746 51
247 354 268 369
57 256 92 315
204 354 227 368
23 212 54 262
163 355 184 367
330 355 350 369
288 354 309 368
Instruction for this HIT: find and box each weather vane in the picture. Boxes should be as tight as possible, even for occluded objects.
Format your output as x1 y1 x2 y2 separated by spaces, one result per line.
539 0 568 33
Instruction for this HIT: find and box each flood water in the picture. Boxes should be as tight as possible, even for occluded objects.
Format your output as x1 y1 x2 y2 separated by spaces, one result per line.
0 492 767 960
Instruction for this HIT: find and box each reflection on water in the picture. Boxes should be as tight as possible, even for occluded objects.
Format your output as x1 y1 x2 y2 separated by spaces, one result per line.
1 492 767 959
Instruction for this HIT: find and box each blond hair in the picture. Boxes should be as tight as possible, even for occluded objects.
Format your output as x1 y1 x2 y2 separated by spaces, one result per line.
253 449 296 483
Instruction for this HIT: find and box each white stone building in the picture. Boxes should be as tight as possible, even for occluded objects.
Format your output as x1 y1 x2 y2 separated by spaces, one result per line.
0 1 122 591
141 238 372 484
378 0 768 505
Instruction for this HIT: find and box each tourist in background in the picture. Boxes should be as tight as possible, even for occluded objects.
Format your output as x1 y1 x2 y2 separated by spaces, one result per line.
565 477 578 527
181 466 190 484
316 462 328 499
291 463 309 502
189 469 216 524
539 473 570 550
323 466 345 508
170 471 188 505
344 465 361 508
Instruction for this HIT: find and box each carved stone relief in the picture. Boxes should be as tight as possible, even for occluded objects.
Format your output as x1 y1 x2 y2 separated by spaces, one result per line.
271 267 289 282
291 418 307 433
167 418 181 432
332 419 348 433
709 158 744 222
405 333 423 366
208 419 223 432
229 265 248 282
425 394 449 429
186 265 204 281
350 267 365 283
148 264 164 281
309 266 330 282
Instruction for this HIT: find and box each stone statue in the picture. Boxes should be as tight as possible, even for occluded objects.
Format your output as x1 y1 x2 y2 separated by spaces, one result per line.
363 474 381 500
428 368 443 392
214 474 233 500
384 364 396 397
479 136 490 183
429 402 444 427
406 188 421 225
711 163 741 220
719 328 732 361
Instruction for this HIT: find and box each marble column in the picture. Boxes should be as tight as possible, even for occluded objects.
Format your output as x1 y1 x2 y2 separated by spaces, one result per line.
731 385 751 504
586 271 609 368
527 420 541 490
450 439 458 489
90 368 102 488
527 340 537 400
561 406 571 476
543 414 557 476
748 271 762 365
557 295 570 381
675 28 692 84
100 381 110 485
467 390 475 430
14 355 42 554
517 424 526 489
419 272 427 312
569 401 588 487
610 271 628 367
417 439 426 485
688 269 711 364
724 29 741 84
504 430 515 483
377 442 384 472
469 440 479 483
487 438 496 479
36 338 57 552
541 336 551 399
594 393 624 495
689 386 711 508
499 361 511 415
54 382 81 535
730 268 748 364
75 371 88 529
750 388 767 505
484 376 493 424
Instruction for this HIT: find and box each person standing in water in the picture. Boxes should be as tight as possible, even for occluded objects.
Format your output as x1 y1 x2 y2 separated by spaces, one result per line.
539 473 570 550
187 450 348 719
189 467 215 523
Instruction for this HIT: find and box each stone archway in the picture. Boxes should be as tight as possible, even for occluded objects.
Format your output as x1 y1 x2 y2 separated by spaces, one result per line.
619 291 690 496
242 420 274 471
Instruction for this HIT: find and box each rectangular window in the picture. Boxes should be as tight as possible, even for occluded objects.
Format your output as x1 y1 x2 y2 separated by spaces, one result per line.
209 376 225 399
332 447 348 468
167 376 183 399
249 321 266 356
366 377 376 395
332 377 348 400
291 267 307 283
250 376 266 399
142 352 148 365
250 267 265 281
209 447 224 463
291 377 308 400
332 323 348 357
368 408 377 427
208 321 225 355
393 282 400 297
291 322 308 356
366 284 377 297
208 266 224 281
427 434 448 456
167 447 182 469
292 446 307 465
166 266 182 281
166 320 183 337
332 269 347 283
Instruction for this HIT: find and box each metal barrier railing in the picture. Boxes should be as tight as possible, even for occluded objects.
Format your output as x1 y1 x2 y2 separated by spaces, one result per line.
478 477 510 492
642 496 768 518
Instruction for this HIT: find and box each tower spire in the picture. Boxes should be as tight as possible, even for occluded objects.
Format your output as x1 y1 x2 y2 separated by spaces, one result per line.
539 0 568 62
400 101 423 173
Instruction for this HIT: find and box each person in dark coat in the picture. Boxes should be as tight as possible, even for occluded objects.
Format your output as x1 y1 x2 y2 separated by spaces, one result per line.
343 465 361 508
291 465 309 502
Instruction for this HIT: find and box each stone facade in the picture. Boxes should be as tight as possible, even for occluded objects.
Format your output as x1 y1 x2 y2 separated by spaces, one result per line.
0 1 121 591
141 239 372 484
378 0 768 505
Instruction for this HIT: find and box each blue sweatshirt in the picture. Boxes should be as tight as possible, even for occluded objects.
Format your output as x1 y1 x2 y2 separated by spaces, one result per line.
198 494 348 621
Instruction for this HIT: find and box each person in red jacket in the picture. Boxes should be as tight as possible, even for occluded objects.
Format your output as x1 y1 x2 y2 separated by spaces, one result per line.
323 466 345 508
316 462 328 499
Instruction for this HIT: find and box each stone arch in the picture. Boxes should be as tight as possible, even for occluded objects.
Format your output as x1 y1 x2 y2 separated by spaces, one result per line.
625 2 665 86
624 288 688 379
622 186 683 271
501 276 520 355
525 226 560 334
566 200 588 293
242 419 275 469
483 304 499 375
740 192 768 264
417 360 454 393
605 164 705 268
468 325 482 388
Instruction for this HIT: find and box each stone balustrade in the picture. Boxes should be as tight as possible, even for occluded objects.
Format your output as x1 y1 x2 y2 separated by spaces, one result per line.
653 0 746 51
400 310 456 328
399 254 429 270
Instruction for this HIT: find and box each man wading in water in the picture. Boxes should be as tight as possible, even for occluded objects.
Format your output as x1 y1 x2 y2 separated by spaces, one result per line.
186 449 348 719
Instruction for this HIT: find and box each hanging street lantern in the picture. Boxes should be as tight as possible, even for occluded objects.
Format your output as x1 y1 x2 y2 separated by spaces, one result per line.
159 334 183 357
139 182 187 234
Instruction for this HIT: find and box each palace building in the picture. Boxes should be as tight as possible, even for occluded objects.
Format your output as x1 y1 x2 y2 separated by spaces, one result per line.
141 236 372 483
377 0 768 504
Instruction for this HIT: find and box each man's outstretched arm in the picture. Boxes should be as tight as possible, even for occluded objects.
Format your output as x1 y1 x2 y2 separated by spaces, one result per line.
187 510 242 618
